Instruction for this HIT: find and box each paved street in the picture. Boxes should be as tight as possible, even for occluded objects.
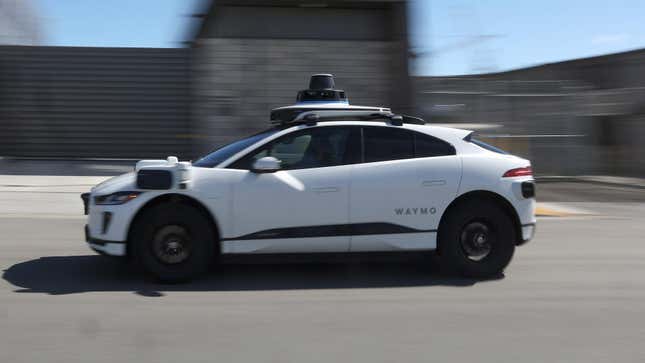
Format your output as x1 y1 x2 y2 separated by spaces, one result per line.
1 176 645 362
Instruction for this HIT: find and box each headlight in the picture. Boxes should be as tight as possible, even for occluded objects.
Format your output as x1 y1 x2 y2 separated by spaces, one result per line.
94 191 142 205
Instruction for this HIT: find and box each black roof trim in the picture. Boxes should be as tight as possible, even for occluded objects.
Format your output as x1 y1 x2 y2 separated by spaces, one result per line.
270 109 425 127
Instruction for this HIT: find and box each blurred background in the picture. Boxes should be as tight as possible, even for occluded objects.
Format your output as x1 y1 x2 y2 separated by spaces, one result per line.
1 0 644 178
3 3 645 361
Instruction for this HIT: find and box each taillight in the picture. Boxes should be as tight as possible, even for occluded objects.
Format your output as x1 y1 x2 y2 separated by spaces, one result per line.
503 166 532 178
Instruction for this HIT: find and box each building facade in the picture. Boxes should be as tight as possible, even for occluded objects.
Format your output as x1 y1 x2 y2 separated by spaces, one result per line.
416 49 645 176
190 0 411 154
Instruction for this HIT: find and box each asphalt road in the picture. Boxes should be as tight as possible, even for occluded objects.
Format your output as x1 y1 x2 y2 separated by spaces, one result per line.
1 180 645 363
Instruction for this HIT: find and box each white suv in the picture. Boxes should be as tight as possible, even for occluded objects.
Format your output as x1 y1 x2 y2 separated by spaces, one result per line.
82 75 535 282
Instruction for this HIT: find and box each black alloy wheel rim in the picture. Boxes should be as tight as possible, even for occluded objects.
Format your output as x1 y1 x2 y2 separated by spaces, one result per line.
459 220 495 261
152 225 192 265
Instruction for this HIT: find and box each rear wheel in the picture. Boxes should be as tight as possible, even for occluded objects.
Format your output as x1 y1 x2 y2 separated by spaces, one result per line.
438 200 516 277
131 203 216 283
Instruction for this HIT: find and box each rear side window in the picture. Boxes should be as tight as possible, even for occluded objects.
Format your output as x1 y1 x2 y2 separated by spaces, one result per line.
363 127 414 163
362 127 455 163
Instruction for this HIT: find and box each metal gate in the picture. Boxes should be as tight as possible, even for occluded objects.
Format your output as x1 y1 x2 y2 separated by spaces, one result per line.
0 45 192 159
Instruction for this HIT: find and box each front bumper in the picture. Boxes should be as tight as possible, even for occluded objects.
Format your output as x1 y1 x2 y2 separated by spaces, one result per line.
84 224 127 256
82 189 143 251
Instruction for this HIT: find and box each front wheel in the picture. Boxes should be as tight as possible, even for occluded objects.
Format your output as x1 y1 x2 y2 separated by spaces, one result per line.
131 203 216 283
438 200 516 278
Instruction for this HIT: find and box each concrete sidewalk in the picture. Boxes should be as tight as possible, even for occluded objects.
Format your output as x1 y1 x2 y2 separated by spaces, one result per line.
0 175 110 218
537 175 645 189
0 157 134 176
0 175 109 193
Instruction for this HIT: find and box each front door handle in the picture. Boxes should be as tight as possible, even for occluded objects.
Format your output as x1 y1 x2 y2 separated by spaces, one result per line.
312 186 340 193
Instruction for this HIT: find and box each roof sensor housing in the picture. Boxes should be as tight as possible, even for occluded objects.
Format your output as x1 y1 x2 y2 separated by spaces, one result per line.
296 74 347 104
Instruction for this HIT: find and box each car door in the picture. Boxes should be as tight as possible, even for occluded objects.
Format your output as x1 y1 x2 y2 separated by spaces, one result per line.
349 126 461 251
224 125 359 254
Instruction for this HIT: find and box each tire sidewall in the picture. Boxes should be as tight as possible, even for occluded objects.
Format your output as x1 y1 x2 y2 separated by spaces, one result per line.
132 203 215 282
439 200 516 277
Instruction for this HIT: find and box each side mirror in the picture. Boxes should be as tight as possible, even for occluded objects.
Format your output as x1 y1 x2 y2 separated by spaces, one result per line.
251 156 282 173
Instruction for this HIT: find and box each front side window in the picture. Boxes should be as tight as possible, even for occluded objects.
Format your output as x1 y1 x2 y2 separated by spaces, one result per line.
229 126 357 170
193 128 280 168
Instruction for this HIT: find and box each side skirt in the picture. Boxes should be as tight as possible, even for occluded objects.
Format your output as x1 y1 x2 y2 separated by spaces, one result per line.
219 251 436 264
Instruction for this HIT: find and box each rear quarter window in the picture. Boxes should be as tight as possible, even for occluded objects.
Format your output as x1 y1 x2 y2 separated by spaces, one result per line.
414 133 456 157
464 133 508 154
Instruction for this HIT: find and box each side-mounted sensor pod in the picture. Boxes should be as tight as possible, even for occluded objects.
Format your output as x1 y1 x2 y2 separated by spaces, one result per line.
135 156 192 190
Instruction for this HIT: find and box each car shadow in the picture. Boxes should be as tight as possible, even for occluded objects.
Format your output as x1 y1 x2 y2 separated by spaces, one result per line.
2 255 502 296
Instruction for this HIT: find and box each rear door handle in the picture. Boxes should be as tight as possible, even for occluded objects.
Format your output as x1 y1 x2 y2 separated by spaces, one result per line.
312 186 340 193
422 180 446 187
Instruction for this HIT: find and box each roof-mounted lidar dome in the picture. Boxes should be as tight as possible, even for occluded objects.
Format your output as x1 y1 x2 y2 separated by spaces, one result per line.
296 74 348 104
308 74 335 89
270 74 392 123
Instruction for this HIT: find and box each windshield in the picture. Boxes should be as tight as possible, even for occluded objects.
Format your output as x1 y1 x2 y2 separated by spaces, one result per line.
193 128 280 167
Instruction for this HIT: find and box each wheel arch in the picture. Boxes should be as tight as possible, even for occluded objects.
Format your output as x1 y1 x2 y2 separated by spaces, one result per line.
437 190 522 250
126 193 221 257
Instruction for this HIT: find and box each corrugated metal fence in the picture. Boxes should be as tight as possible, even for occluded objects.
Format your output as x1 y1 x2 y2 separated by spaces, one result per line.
0 45 192 159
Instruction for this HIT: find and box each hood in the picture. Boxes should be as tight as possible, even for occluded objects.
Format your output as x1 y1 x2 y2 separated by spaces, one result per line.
91 172 136 195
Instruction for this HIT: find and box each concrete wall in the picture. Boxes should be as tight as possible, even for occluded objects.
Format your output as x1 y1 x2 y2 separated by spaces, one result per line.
0 0 41 45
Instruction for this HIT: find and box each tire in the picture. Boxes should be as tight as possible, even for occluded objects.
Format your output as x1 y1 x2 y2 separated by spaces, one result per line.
438 199 516 278
131 202 216 283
